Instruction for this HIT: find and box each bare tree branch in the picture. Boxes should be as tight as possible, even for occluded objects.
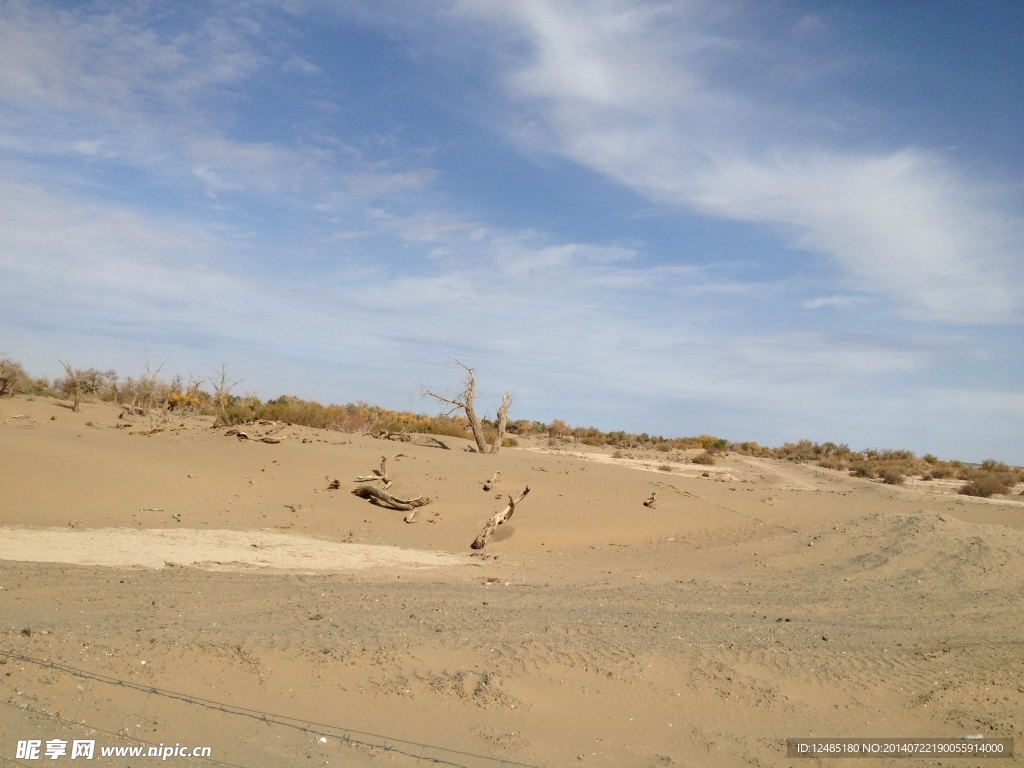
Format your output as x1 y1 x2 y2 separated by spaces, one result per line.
472 485 530 549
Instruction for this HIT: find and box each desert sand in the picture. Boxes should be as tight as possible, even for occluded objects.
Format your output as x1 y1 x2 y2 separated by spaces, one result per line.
1 395 1022 767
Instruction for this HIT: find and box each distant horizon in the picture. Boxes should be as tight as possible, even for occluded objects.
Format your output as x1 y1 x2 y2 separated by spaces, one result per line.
2 2 1022 465
4 354 1019 468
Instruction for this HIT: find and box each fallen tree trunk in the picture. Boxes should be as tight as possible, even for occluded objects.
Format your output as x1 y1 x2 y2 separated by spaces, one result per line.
351 485 431 523
472 485 530 550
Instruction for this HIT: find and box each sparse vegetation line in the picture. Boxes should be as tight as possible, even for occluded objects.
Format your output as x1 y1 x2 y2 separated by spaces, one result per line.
2 355 1020 499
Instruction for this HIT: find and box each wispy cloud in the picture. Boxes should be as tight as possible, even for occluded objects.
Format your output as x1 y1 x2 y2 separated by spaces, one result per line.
456 0 1024 323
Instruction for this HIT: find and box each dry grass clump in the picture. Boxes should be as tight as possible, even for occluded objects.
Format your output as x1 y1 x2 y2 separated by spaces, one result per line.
818 457 848 471
959 475 1012 498
691 450 716 466
879 468 905 485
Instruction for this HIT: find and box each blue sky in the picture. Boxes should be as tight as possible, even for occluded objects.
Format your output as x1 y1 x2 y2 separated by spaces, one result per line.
1 0 1022 463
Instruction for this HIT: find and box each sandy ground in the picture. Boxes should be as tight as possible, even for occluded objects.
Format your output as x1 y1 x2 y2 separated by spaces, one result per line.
1 395 1022 767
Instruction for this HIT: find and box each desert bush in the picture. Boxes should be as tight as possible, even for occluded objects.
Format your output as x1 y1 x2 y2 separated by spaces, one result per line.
818 458 847 471
920 472 933 481
980 459 1012 473
880 468 905 485
658 464 673 472
0 358 27 396
656 443 672 452
692 450 716 466
850 465 876 479
779 439 821 462
959 475 1011 498
548 419 570 439
502 436 518 448
694 434 729 453
731 440 774 457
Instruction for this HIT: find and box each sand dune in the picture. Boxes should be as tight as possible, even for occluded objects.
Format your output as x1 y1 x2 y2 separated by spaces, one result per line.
1 396 1022 766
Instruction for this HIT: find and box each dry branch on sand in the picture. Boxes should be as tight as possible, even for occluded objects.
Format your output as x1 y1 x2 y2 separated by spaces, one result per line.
373 429 412 442
643 492 657 508
472 485 530 550
483 471 501 491
351 486 432 523
355 456 391 489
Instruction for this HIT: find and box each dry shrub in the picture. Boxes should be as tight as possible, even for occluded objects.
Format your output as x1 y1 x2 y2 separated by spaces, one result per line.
851 465 876 479
0 359 27 397
692 450 716 466
959 475 1011 498
880 468 905 485
818 458 847 471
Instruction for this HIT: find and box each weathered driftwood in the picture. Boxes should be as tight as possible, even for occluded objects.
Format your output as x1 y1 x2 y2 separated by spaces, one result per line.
643 492 657 508
472 485 530 550
482 471 501 491
354 456 391 488
373 429 411 442
260 436 283 444
351 485 431 523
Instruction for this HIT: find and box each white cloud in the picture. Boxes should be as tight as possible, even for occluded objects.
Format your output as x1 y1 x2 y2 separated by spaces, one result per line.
801 295 863 310
458 0 1024 324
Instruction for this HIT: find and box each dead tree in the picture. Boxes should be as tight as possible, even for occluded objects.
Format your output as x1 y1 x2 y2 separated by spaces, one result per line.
351 486 431 523
209 364 242 423
421 360 512 454
472 485 530 550
58 359 83 412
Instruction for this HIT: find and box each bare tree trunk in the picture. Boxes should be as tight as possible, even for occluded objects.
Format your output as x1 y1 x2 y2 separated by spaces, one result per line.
490 392 512 454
